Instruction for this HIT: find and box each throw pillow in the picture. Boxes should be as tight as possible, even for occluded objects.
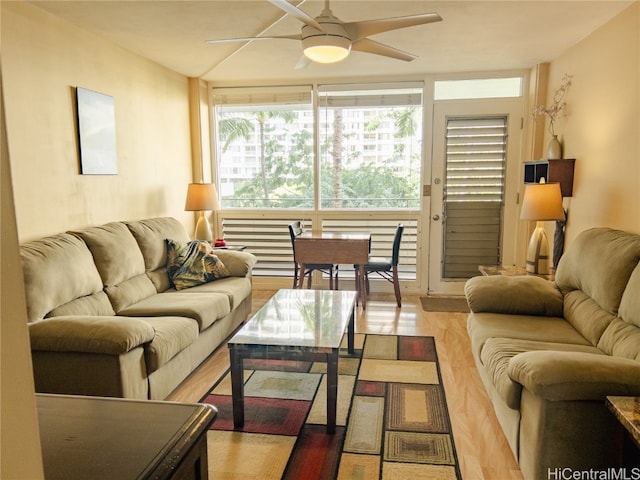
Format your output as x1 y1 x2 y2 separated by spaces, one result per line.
166 239 231 290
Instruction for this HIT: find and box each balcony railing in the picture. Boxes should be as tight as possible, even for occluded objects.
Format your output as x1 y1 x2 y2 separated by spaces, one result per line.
218 212 419 283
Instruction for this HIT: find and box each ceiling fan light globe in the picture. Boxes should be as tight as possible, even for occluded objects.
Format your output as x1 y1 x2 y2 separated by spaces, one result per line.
304 44 350 63
302 33 351 63
300 16 352 63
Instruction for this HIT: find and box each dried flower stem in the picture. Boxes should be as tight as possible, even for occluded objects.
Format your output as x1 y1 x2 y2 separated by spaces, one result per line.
533 73 573 136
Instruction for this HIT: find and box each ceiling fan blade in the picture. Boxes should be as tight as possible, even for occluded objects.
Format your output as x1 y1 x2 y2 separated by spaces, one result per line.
344 13 442 41
294 55 312 70
351 38 417 62
268 0 325 32
206 34 301 44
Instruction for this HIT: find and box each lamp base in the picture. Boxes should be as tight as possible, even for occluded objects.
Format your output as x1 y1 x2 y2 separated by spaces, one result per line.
525 222 551 275
194 211 213 241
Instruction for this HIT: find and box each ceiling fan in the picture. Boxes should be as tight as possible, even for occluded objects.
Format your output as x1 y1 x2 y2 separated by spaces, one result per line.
206 0 442 65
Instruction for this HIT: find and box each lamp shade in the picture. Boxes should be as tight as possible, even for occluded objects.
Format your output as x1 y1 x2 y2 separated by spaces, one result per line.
520 183 565 221
184 183 219 212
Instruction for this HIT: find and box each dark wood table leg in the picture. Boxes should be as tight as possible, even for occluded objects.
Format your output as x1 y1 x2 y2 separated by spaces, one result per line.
357 264 367 309
298 263 306 289
326 349 338 434
347 305 355 355
354 266 359 306
229 345 244 428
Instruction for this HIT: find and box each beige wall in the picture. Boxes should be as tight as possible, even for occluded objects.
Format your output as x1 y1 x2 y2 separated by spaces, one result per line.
2 2 194 241
1 46 45 480
4 2 637 248
543 2 639 245
0 3 202 472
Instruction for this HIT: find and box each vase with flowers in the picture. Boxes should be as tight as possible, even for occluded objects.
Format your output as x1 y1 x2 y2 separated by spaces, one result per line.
533 73 573 159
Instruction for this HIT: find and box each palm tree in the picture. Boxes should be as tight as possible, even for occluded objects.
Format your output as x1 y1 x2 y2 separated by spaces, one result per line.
218 115 253 152
392 107 417 138
332 109 344 208
254 111 295 206
218 110 295 206
392 107 418 175
365 106 419 174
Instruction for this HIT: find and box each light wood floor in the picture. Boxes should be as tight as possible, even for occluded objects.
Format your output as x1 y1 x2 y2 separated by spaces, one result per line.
167 290 524 480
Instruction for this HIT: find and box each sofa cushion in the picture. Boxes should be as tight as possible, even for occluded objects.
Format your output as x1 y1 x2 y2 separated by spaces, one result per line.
175 276 252 310
139 317 199 373
480 338 603 409
166 239 231 290
29 316 155 355
117 291 231 331
74 222 146 286
618 262 640 329
598 263 640 361
73 222 157 311
126 217 191 292
555 228 640 315
48 291 115 318
20 233 113 322
598 318 640 361
467 312 591 360
562 290 616 346
107 275 159 313
465 275 563 317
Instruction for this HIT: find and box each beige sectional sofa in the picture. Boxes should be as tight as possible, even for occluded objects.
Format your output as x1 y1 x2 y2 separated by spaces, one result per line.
21 217 256 400
465 227 640 480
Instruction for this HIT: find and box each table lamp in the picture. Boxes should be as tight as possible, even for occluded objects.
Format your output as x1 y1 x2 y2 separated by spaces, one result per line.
520 181 565 274
184 183 219 241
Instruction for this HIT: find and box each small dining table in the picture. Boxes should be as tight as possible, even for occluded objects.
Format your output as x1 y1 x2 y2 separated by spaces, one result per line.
294 231 371 309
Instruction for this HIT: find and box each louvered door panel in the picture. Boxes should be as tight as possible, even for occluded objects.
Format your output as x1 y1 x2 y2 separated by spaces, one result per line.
443 117 506 278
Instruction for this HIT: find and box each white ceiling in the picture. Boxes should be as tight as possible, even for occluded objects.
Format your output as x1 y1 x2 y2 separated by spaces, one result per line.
30 1 633 85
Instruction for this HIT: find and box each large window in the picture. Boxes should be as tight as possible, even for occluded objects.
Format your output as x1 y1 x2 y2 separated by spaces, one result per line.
212 83 424 210
318 84 423 209
210 77 523 286
213 86 314 208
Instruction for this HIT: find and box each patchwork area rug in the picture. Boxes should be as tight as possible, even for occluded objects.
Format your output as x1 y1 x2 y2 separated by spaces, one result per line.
420 296 470 313
202 334 461 480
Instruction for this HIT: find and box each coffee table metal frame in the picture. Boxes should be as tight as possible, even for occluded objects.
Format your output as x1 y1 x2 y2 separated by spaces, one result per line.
227 289 357 434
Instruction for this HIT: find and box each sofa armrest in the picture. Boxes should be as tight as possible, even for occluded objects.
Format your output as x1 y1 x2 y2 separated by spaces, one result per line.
215 250 257 277
508 350 640 401
29 316 155 355
464 275 563 316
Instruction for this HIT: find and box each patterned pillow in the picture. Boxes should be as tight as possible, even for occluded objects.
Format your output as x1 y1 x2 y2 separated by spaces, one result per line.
166 239 231 290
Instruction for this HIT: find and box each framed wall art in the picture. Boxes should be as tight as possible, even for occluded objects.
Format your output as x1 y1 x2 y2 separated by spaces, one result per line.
76 87 118 175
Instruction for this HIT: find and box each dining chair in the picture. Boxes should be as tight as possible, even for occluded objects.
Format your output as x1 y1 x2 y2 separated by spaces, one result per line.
355 224 404 307
288 221 338 289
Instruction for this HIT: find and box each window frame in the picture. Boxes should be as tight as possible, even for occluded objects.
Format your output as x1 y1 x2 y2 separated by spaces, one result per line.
212 82 426 212
209 73 527 293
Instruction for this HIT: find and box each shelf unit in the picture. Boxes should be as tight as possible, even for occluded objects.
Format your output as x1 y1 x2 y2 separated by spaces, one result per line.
524 158 575 197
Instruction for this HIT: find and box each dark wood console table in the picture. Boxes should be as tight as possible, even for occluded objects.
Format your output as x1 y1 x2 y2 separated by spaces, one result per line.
37 394 217 480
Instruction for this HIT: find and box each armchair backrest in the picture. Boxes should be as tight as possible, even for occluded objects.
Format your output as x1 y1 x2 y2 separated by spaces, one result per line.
391 224 405 266
288 221 304 253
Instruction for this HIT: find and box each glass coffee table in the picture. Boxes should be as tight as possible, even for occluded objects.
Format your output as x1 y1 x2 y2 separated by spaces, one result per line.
228 289 358 434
